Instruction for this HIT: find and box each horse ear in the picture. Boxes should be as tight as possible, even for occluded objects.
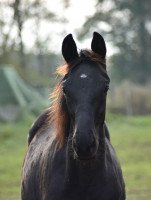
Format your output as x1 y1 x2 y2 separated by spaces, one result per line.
91 32 106 58
62 34 79 63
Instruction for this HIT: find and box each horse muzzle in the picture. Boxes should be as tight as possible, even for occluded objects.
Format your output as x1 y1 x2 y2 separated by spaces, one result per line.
72 131 98 160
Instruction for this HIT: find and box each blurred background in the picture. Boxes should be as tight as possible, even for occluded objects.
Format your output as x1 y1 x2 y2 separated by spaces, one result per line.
0 0 151 199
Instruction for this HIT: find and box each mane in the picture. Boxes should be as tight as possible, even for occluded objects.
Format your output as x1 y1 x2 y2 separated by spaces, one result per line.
48 50 107 148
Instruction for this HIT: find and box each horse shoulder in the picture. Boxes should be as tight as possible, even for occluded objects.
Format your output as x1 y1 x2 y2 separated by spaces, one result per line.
105 139 126 198
28 110 50 145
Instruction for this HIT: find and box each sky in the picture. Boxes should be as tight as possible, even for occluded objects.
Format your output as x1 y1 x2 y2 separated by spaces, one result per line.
23 0 97 53
46 0 114 56
1 0 114 56
48 0 96 32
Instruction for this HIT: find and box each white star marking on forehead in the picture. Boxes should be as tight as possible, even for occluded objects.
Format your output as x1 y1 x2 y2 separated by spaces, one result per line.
80 74 88 79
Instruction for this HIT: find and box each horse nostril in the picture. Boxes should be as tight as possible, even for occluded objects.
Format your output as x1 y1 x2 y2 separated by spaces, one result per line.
90 146 95 154
89 139 96 154
72 134 97 159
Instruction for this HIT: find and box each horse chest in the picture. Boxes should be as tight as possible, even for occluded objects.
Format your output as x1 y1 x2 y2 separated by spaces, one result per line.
46 182 121 200
45 165 122 200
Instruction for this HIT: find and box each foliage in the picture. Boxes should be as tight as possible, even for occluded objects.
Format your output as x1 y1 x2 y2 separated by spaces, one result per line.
0 0 65 75
0 67 48 122
79 0 151 84
107 81 151 115
0 0 56 55
0 50 61 86
0 114 151 199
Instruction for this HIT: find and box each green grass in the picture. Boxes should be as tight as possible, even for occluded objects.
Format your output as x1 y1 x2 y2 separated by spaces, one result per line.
106 114 151 200
0 114 151 200
0 115 34 200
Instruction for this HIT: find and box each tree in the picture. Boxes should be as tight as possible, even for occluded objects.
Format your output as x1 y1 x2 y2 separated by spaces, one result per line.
0 0 68 87
0 0 60 68
12 0 58 68
79 0 151 84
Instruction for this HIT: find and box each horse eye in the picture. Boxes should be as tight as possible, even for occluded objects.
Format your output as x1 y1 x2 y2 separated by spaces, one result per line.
62 86 67 94
62 86 70 97
104 85 109 93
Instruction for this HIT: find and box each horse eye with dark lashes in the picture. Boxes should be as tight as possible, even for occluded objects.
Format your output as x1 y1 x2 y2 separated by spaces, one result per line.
62 87 67 94
104 85 109 93
62 87 71 98
62 84 68 95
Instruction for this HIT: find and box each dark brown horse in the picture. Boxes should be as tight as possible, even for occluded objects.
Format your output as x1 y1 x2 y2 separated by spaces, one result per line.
21 32 125 200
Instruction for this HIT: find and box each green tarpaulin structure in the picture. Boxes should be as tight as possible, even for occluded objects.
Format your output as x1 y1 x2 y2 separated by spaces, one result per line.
0 66 48 122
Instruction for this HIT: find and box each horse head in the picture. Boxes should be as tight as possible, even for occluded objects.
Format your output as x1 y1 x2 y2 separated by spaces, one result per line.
61 32 110 160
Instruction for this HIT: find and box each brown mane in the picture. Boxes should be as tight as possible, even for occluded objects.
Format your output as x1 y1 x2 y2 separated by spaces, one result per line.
49 50 106 147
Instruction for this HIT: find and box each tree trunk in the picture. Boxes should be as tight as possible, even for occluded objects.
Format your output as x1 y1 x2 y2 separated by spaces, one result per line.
13 0 26 68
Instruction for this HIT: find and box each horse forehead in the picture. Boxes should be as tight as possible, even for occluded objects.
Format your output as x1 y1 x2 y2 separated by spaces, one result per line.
71 63 101 83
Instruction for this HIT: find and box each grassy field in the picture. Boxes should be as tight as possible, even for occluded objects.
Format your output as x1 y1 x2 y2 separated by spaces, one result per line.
0 114 151 200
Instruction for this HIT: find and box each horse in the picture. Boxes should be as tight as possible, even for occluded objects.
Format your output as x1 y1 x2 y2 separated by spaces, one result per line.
21 32 126 200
